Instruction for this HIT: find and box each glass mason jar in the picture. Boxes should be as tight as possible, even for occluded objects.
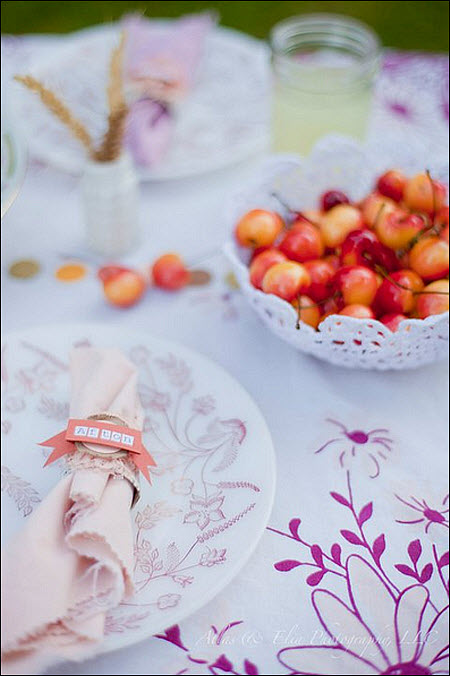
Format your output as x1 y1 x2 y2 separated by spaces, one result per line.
270 14 381 155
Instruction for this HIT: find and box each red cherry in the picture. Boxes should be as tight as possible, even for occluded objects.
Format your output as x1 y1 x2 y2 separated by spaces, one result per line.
249 249 287 289
320 204 364 248
334 265 379 306
292 295 321 329
323 254 340 271
374 269 424 315
99 267 146 308
416 279 449 318
375 209 425 250
321 295 344 318
409 236 449 281
376 170 407 203
279 221 324 262
361 193 397 228
303 259 336 302
339 304 375 319
436 207 449 244
152 254 189 290
235 209 284 248
341 229 379 266
98 265 133 284
262 261 310 301
380 313 408 332
404 173 447 214
320 190 350 212
436 205 449 228
250 245 271 262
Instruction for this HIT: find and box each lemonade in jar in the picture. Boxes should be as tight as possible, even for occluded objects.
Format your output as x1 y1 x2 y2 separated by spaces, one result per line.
270 14 381 155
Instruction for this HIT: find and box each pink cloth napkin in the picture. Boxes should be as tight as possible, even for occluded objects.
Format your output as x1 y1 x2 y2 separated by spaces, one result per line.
1 347 144 675
123 13 215 166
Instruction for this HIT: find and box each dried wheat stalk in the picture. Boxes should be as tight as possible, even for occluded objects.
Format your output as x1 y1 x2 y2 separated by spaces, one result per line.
15 32 129 164
107 31 126 115
93 105 128 162
14 75 94 155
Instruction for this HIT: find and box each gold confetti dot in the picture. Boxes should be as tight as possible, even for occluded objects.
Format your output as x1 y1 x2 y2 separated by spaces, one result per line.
187 269 212 286
55 262 87 282
8 259 41 279
224 271 239 290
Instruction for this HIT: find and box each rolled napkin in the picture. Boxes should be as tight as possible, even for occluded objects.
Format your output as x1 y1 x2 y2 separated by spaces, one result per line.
1 347 148 675
123 13 215 166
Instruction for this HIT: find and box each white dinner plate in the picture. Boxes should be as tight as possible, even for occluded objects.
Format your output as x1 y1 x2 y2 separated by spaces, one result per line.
9 22 270 181
1 323 275 657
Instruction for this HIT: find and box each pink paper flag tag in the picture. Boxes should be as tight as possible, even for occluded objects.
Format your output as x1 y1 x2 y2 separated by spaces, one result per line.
39 418 156 482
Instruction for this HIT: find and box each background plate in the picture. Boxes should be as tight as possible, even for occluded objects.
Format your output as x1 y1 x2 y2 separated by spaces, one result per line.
9 22 269 181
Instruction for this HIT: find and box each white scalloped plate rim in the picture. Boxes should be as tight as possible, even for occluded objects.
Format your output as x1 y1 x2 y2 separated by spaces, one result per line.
1 322 276 659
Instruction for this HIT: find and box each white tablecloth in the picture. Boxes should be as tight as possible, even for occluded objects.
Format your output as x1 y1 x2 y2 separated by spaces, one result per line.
1 32 449 676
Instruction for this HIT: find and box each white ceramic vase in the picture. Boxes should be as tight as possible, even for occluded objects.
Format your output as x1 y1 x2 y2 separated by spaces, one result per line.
81 153 139 257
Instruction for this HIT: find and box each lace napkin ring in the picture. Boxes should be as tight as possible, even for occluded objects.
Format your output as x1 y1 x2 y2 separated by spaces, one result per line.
75 413 140 508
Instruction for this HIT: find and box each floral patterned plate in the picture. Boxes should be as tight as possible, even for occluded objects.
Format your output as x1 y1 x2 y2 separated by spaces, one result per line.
1 323 275 655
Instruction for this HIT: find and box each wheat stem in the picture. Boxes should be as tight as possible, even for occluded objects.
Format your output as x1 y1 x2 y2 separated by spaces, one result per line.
14 74 94 155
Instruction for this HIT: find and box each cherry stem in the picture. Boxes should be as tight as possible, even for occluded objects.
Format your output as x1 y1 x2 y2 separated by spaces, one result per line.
370 260 449 296
271 191 295 215
271 192 320 228
373 203 386 230
295 291 340 329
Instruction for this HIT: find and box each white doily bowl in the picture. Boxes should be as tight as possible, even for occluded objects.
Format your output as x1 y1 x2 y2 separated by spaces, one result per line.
224 136 449 370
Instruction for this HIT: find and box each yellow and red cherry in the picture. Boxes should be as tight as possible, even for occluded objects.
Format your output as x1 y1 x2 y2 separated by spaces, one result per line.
339 228 399 271
302 209 322 225
152 253 189 290
436 205 449 227
99 266 146 308
416 279 449 318
375 209 425 250
376 170 407 203
323 254 340 272
235 209 284 248
380 313 408 332
320 190 350 212
374 269 424 315
361 193 397 228
262 261 310 301
250 245 271 262
341 229 379 266
249 248 287 290
404 173 447 213
334 265 379 306
98 264 130 284
436 206 449 243
279 221 324 262
292 295 321 329
339 304 375 319
304 259 336 302
320 204 363 248
409 237 449 281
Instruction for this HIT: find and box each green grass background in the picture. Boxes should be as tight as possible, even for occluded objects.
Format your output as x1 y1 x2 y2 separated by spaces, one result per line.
1 1 449 52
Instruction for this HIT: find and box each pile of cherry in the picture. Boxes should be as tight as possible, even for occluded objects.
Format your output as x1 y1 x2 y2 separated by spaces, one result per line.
234 170 449 331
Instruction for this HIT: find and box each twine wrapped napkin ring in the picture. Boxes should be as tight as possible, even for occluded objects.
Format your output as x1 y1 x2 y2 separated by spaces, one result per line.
39 413 156 508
